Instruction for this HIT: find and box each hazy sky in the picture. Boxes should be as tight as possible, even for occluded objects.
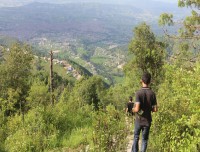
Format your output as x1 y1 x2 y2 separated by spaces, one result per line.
0 0 178 4
154 0 176 3
0 0 178 7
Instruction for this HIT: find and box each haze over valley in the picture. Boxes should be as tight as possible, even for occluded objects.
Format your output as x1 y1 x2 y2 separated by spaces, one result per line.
0 0 190 83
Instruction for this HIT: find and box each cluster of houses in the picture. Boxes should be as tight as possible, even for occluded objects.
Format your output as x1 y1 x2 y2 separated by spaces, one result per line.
42 56 82 80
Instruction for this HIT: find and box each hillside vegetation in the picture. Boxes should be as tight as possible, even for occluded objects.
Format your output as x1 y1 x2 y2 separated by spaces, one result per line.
0 0 199 151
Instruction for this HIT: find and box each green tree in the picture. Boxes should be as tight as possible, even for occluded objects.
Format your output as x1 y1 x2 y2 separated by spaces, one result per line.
160 1 200 38
35 57 44 71
127 23 166 89
69 76 106 110
149 63 200 152
159 0 200 58
26 79 50 108
169 42 195 69
0 43 33 114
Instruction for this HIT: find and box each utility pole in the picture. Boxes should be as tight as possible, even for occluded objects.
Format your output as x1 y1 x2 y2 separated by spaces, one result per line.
50 50 54 105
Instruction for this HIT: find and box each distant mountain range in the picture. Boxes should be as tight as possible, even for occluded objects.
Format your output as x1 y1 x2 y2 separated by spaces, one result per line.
0 1 190 45
0 0 176 7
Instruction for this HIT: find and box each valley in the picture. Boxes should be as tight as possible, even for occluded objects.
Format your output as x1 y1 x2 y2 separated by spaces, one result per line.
0 1 191 84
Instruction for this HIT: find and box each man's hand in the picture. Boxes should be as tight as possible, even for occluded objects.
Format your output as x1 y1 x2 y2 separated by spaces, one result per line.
152 105 158 112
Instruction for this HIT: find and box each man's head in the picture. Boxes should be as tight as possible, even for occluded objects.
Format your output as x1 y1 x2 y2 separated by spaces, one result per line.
129 96 133 101
142 72 151 85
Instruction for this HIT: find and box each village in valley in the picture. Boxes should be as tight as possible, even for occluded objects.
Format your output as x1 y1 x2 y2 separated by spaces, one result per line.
41 55 82 80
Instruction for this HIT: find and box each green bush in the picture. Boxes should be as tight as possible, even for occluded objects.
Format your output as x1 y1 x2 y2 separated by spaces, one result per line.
5 107 59 152
149 63 200 152
62 127 92 149
91 105 128 152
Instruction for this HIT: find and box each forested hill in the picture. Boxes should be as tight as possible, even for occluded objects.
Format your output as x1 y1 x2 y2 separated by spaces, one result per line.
0 1 189 43
0 0 199 151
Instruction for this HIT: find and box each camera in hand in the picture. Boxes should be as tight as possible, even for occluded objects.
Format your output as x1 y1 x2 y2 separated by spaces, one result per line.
137 109 144 116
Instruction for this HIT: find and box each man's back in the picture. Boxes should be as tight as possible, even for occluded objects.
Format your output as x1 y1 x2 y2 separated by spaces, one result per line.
127 101 134 115
131 72 158 152
135 87 157 126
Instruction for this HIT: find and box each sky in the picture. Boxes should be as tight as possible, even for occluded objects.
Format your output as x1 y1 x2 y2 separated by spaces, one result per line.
155 0 176 3
0 0 178 8
0 0 178 4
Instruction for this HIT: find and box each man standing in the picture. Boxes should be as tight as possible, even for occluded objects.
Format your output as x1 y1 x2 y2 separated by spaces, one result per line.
131 72 158 152
126 96 134 116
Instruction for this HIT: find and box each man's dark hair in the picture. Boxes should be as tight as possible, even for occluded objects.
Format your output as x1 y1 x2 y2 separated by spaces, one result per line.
142 72 151 85
129 96 133 101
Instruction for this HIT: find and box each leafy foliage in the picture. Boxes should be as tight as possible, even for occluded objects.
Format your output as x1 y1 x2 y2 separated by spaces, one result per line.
127 23 166 89
149 63 200 152
159 13 174 26
69 76 106 110
150 1 200 151
160 0 200 39
0 43 33 115
26 79 50 107
92 105 128 152
178 0 200 8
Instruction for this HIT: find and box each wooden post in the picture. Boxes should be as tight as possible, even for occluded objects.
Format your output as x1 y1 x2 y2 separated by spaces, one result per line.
50 50 54 105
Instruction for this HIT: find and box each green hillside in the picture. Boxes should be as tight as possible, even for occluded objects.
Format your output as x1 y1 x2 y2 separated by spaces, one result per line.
0 0 199 151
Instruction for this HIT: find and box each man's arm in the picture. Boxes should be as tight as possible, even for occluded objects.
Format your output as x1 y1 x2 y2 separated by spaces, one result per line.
125 108 128 113
152 93 158 112
132 103 140 113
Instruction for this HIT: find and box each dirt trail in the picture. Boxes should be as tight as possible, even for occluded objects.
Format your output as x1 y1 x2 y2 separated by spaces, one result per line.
125 116 141 152
125 116 134 152
126 134 133 152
